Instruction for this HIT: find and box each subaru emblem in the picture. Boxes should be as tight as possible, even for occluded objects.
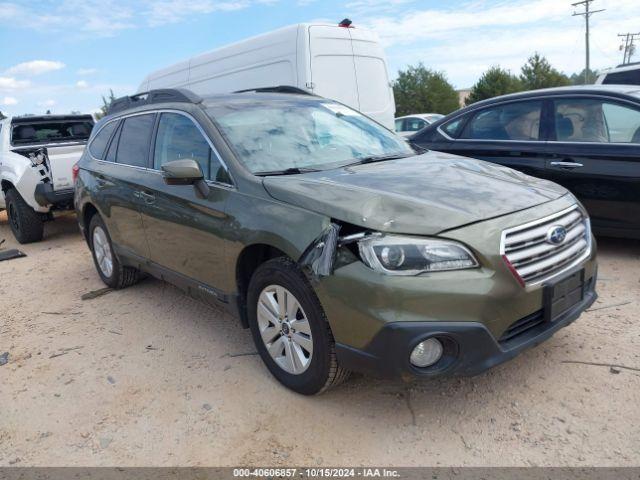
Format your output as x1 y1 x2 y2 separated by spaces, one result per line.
546 225 567 245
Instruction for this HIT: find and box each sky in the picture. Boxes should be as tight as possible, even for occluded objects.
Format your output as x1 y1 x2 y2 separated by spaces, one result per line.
0 0 639 116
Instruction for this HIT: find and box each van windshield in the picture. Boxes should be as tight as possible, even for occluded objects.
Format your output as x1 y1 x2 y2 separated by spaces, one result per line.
206 98 413 174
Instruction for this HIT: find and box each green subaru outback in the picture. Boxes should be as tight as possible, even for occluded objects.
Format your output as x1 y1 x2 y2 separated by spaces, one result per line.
74 88 597 394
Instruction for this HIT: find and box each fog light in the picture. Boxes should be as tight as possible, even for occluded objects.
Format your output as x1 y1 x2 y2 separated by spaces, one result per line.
410 338 443 368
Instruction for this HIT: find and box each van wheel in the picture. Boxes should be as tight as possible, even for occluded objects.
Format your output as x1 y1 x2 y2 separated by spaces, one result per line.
247 257 350 395
89 214 140 289
5 188 44 244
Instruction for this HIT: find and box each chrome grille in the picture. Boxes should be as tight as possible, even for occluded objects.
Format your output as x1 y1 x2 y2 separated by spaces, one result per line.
501 205 591 286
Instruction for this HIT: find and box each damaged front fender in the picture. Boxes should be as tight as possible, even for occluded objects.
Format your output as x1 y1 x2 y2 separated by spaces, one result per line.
299 223 341 279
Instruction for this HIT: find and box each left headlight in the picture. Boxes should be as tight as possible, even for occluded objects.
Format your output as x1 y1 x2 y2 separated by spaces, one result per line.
358 234 479 276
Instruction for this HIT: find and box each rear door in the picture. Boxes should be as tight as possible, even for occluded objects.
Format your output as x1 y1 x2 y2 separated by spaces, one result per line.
544 95 640 237
136 111 233 293
88 113 156 259
308 26 360 111
436 99 551 180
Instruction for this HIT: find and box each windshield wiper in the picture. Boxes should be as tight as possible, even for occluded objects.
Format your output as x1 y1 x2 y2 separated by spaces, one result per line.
254 167 320 176
341 153 413 168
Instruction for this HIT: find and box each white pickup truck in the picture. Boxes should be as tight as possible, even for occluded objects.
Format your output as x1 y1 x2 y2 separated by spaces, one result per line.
0 114 94 243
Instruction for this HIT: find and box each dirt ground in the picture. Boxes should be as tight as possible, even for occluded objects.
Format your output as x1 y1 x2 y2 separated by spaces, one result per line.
0 212 638 467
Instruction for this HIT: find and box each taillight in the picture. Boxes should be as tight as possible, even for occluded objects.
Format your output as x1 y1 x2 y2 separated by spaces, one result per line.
72 163 80 183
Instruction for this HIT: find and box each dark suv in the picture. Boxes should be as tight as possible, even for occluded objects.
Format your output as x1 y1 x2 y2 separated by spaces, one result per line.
75 88 596 394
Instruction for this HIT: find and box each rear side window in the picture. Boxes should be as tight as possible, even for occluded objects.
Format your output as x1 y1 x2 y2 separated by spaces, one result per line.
405 118 427 132
554 98 640 143
602 69 640 86
116 114 155 167
460 101 542 141
88 121 118 159
153 113 230 184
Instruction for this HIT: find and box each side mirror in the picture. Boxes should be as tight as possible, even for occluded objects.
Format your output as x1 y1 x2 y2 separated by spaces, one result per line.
161 159 204 185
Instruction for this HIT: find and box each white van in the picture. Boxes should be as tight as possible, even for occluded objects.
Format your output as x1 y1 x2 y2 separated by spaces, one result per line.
596 63 640 85
137 22 396 130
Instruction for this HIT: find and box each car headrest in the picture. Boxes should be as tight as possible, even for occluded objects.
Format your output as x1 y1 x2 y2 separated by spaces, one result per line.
14 125 37 141
556 115 574 140
71 123 90 136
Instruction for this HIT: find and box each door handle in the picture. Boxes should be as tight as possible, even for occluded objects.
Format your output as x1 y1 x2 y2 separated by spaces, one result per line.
549 161 584 169
139 191 156 204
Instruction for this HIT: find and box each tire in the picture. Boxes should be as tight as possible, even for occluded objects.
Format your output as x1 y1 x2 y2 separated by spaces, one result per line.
88 214 140 289
5 188 44 244
247 257 350 395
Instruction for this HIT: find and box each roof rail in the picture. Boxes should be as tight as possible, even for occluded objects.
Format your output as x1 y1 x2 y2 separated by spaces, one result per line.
233 85 314 96
107 88 202 115
615 61 640 68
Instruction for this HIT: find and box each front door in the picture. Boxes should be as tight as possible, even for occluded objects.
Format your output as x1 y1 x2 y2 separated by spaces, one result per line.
442 99 551 180
137 111 234 294
544 96 640 237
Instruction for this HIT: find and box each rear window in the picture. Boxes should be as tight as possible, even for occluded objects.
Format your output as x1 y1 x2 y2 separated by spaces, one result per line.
115 114 155 167
11 120 94 145
602 69 640 86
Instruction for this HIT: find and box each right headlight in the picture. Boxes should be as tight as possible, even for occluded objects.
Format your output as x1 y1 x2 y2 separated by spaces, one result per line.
358 234 479 276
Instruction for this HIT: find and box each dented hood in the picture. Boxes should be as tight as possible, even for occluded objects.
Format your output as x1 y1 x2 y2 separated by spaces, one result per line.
262 152 568 235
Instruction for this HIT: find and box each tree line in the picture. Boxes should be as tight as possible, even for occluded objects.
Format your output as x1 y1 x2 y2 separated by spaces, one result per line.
393 53 597 117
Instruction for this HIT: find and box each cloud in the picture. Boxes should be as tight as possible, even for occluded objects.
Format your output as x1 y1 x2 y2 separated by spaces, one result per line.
5 60 65 76
1 96 18 106
38 99 57 107
0 76 31 90
76 80 89 88
0 0 274 36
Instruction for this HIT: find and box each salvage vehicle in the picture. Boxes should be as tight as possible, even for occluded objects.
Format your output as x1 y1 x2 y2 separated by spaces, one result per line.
75 88 597 394
137 20 396 129
410 85 640 239
0 114 94 243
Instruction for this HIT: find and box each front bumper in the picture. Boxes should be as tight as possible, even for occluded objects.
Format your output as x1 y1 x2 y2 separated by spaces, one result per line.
335 275 596 378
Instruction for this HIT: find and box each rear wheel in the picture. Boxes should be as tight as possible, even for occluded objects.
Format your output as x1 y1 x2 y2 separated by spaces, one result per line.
5 188 44 244
247 257 349 395
88 214 140 289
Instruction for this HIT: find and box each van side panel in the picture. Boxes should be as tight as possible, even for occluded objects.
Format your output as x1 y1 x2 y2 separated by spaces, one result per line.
350 28 396 130
308 25 360 110
143 60 190 91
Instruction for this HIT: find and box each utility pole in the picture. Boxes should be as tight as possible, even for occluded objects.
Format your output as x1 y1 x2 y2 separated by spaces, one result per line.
572 0 605 84
618 32 640 64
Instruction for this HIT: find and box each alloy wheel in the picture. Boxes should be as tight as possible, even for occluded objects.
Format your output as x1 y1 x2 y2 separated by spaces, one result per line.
92 226 114 278
257 285 313 375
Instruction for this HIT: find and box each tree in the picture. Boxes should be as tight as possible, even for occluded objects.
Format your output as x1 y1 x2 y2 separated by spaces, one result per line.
0 111 5 120
569 68 598 85
393 64 460 116
465 66 523 105
97 89 117 119
520 53 570 90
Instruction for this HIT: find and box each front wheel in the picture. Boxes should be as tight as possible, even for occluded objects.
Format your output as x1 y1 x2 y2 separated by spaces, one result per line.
247 257 349 395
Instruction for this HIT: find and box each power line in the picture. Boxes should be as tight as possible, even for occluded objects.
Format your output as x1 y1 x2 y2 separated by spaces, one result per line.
618 32 640 64
572 0 605 84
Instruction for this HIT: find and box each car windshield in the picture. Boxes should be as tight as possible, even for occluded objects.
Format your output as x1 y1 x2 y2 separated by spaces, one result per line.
11 120 94 146
207 98 413 174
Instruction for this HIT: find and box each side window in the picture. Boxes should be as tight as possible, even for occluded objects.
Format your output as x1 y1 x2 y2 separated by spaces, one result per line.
460 101 542 141
441 117 465 138
406 118 427 132
88 121 118 159
153 113 230 184
395 119 405 132
554 98 640 143
105 121 122 163
116 114 155 167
